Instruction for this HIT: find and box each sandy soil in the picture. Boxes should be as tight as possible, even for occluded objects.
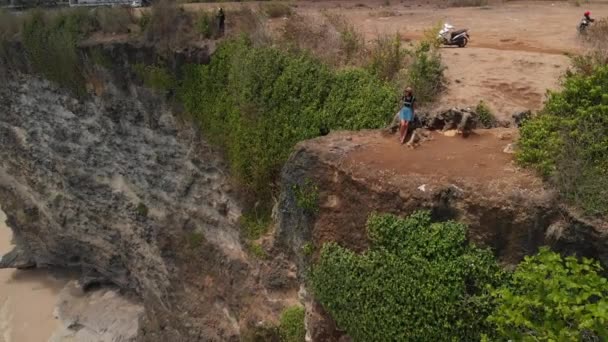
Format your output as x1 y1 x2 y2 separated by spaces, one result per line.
0 209 66 342
182 0 608 119
346 128 540 187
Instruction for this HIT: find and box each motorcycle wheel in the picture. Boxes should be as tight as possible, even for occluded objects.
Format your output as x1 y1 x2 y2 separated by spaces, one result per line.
458 37 468 48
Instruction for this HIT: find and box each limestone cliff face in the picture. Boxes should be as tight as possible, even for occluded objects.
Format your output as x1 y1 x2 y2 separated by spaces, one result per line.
0 42 297 340
276 130 608 341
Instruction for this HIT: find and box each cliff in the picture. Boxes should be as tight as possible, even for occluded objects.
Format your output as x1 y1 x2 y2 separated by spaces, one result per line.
277 129 608 340
0 42 297 341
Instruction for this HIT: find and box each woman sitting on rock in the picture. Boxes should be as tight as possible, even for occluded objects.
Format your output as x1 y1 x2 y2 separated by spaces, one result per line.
399 87 415 144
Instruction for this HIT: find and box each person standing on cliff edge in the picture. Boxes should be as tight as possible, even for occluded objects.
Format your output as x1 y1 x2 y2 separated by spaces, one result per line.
399 87 415 144
217 7 226 37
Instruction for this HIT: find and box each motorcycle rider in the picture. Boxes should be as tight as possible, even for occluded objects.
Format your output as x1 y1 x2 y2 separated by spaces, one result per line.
584 10 595 24
580 10 595 32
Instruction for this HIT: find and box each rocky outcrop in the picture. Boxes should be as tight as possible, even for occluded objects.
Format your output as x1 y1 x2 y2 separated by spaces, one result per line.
276 129 608 341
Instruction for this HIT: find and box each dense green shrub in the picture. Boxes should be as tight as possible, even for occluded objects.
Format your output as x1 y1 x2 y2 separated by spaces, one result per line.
489 247 608 341
476 100 495 128
22 9 97 96
516 64 608 216
179 38 396 198
279 306 306 342
311 211 506 341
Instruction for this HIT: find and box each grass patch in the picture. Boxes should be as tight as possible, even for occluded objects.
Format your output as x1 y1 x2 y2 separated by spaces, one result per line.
133 63 176 92
301 242 314 256
292 179 319 215
195 10 217 39
136 202 149 217
187 231 205 248
240 209 272 240
262 2 293 19
279 306 306 342
249 242 267 259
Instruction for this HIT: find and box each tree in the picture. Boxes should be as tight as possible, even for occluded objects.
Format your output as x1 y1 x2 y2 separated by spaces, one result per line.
489 247 608 341
311 211 506 341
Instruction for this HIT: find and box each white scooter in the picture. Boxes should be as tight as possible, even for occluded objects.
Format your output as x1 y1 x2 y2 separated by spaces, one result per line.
438 23 470 48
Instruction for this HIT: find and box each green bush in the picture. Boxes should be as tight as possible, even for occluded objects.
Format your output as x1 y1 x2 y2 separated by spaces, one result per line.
311 211 506 341
133 63 176 92
516 63 608 216
179 38 396 199
279 306 306 342
293 179 319 214
366 33 406 82
196 11 216 39
476 100 495 128
489 247 608 341
404 41 445 105
240 209 272 240
187 232 204 248
22 9 97 97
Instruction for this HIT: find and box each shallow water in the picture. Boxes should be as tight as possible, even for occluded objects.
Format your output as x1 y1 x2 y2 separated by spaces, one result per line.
0 208 66 342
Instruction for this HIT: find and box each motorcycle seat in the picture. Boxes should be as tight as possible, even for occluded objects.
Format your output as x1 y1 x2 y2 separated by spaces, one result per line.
450 29 468 38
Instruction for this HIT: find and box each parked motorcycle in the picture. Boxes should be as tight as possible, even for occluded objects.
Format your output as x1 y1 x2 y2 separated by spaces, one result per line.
438 23 470 48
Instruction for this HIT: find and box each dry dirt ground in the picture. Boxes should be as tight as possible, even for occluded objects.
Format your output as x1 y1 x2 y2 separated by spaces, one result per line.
185 0 608 120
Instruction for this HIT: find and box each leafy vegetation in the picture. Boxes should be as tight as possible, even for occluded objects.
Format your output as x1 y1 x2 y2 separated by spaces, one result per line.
403 41 445 105
279 306 306 342
179 37 396 200
133 63 176 92
240 209 272 240
195 11 217 39
293 179 319 214
187 231 205 248
21 9 97 96
366 33 406 82
489 247 608 341
311 211 506 341
248 242 267 259
301 242 314 256
476 100 495 128
516 63 608 216
136 202 149 217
